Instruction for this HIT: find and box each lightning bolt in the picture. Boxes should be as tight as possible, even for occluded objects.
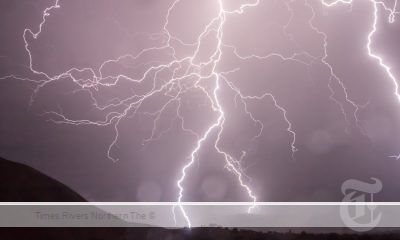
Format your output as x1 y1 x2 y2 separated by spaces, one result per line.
318 0 400 157
2 0 399 228
175 0 261 227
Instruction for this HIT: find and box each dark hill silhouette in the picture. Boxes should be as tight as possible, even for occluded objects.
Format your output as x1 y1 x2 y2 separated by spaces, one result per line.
0 156 85 202
0 156 127 239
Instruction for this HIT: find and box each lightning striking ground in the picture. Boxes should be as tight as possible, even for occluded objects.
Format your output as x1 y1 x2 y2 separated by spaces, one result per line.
2 0 399 228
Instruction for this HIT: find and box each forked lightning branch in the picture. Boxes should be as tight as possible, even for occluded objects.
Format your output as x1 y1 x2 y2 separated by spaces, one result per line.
1 0 398 228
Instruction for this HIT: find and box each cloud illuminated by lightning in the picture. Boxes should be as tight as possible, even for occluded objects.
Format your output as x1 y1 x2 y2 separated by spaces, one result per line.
1 0 399 228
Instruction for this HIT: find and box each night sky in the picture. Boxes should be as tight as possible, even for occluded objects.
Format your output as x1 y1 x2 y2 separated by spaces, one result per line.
0 0 400 203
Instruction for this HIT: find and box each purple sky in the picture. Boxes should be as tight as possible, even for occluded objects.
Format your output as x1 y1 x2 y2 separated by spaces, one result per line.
0 0 400 203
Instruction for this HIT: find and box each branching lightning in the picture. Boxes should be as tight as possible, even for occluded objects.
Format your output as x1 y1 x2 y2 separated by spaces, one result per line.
319 0 400 157
2 0 399 227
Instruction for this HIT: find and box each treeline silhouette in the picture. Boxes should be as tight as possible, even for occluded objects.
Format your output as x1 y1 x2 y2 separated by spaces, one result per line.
146 228 400 240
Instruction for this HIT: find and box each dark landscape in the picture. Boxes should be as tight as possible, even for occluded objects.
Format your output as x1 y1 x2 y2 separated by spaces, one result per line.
0 155 399 239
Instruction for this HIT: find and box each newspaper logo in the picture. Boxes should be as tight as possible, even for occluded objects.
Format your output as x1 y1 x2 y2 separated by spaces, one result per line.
340 178 382 232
